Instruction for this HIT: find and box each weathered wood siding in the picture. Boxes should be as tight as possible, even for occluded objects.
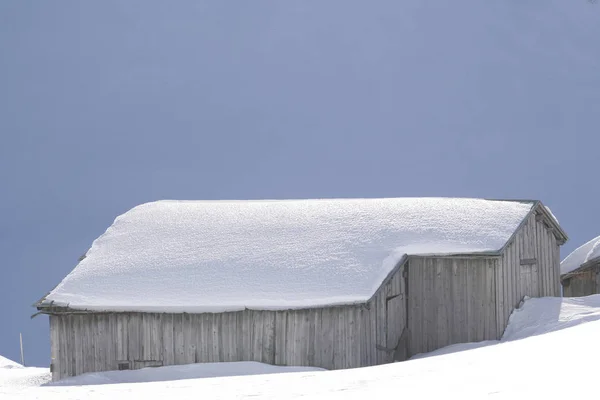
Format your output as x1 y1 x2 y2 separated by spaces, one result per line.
373 262 408 364
495 211 562 334
406 208 562 357
562 264 600 297
407 257 498 357
49 264 407 381
50 309 357 381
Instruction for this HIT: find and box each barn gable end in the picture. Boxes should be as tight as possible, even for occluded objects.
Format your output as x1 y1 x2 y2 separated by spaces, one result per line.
376 202 566 359
495 204 565 333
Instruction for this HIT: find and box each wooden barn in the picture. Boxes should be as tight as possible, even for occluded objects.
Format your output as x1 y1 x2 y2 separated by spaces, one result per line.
36 198 567 381
561 235 600 297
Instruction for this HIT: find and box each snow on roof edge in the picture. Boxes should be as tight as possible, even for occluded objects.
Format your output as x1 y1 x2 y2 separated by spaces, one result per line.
39 251 507 314
561 235 600 276
39 197 537 313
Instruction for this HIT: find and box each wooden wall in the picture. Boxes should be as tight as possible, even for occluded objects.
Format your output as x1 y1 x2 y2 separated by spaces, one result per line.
562 264 600 297
48 264 407 381
405 207 562 357
406 257 498 357
495 211 562 334
49 309 364 381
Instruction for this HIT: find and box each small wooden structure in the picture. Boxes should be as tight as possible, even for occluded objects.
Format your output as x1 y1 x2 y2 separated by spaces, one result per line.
561 236 600 297
36 198 567 381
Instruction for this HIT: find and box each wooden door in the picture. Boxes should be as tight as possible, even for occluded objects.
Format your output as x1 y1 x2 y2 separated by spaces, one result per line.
386 294 407 361
384 265 407 362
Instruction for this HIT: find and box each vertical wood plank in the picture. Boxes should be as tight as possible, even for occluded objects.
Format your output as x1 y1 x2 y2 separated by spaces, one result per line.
161 314 174 366
49 316 59 380
172 314 184 365
274 312 286 366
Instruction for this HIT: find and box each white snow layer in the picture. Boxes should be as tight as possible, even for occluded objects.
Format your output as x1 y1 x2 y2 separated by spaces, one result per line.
47 362 324 387
0 358 50 390
42 198 534 312
0 355 22 369
560 234 600 275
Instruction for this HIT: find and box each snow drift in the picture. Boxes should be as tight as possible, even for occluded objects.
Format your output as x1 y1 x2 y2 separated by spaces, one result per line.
46 362 324 387
0 355 22 369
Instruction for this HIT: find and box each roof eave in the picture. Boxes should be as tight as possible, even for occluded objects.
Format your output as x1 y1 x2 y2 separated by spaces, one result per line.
560 256 600 280
481 199 567 245
534 201 568 245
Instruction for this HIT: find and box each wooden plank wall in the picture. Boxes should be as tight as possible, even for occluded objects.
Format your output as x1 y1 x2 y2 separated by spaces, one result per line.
562 265 600 297
48 264 408 381
495 211 562 335
49 316 60 381
407 257 498 358
51 310 288 381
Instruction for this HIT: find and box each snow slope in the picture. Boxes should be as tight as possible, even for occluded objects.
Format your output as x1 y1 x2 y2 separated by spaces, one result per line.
503 295 600 340
0 356 50 390
0 355 21 369
47 362 324 386
412 294 600 359
41 198 533 313
561 235 600 275
5 295 600 399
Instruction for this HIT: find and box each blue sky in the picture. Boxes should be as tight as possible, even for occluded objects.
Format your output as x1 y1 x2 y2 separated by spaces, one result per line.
1 1 599 367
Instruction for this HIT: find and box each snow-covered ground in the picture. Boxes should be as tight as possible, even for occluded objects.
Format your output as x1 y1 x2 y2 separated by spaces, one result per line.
3 295 600 399
47 362 324 387
0 355 22 369
0 355 50 390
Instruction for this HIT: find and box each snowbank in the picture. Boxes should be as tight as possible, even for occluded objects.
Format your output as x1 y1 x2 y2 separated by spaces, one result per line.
0 356 50 390
47 362 324 387
412 294 600 360
502 295 600 341
0 355 22 369
41 198 533 313
409 340 498 360
560 235 600 275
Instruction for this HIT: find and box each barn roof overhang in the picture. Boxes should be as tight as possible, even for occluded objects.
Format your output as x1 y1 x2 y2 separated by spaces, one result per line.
560 257 600 282
34 251 505 317
33 198 567 315
485 199 567 246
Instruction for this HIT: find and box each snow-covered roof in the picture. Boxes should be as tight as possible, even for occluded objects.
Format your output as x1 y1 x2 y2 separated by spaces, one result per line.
41 198 535 313
561 235 600 275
